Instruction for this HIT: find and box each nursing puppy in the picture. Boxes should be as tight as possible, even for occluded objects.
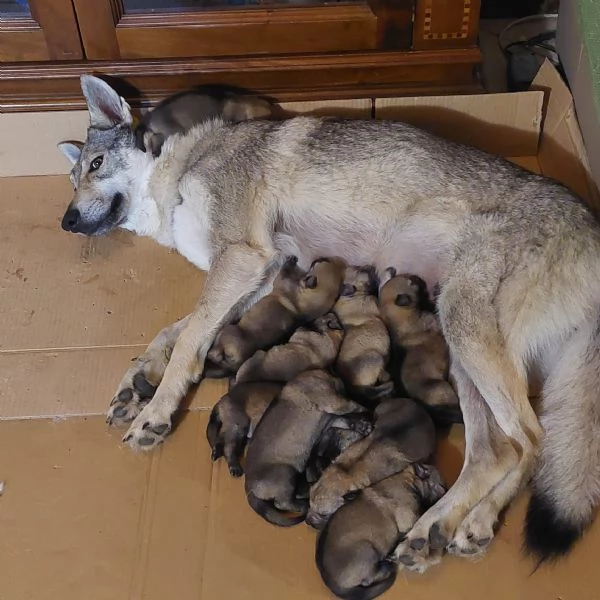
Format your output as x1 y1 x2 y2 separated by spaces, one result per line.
307 396 436 529
244 369 367 527
305 416 374 485
235 311 344 384
206 381 283 477
333 266 393 401
136 86 274 157
316 464 446 599
379 270 462 424
207 256 347 374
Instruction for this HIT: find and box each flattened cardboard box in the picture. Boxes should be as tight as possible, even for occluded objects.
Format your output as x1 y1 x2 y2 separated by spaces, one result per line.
0 62 598 599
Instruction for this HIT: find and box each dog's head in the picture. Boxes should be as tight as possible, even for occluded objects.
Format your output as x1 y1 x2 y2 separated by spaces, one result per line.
58 75 149 236
274 256 348 320
379 272 425 311
339 264 379 299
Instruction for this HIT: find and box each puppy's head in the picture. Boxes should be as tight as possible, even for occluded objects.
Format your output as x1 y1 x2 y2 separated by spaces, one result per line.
206 324 247 372
311 312 345 345
338 265 379 299
280 257 347 320
379 273 424 311
59 75 149 237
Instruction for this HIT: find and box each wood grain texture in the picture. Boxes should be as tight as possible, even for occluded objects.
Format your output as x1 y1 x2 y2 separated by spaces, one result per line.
71 0 121 60
114 6 377 59
28 0 82 60
367 0 414 49
0 48 482 112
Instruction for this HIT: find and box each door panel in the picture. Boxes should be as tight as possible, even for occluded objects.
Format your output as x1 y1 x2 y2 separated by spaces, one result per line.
73 0 384 60
0 0 83 62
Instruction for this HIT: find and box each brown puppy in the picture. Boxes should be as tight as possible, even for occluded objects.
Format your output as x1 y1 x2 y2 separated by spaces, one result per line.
235 312 344 384
207 256 347 374
379 269 462 424
316 464 446 599
206 381 283 477
333 266 393 401
244 370 366 527
307 396 436 529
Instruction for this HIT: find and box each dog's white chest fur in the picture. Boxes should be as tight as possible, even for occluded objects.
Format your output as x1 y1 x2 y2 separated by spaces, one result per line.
171 201 212 271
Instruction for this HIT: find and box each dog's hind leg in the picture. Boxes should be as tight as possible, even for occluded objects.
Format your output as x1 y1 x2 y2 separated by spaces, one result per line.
107 315 190 426
122 242 277 450
391 265 542 569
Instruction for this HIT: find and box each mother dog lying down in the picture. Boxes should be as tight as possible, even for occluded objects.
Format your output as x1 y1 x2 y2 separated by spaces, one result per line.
60 74 600 570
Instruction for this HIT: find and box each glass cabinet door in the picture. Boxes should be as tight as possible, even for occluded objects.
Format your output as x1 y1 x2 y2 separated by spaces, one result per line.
0 0 82 61
72 0 395 60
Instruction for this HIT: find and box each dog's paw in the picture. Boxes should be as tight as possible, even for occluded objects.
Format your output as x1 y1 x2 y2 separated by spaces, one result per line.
390 519 452 574
107 359 163 427
122 402 173 451
447 506 495 559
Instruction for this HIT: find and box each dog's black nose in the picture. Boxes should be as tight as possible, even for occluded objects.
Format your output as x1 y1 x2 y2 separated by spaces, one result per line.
61 208 81 232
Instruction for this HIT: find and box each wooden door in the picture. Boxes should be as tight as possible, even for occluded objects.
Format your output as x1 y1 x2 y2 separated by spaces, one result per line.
0 0 82 61
71 0 414 61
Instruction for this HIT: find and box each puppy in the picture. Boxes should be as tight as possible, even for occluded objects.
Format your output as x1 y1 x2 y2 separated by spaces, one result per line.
307 396 436 529
244 369 367 527
206 381 283 477
235 311 344 384
379 269 462 424
207 256 347 375
306 415 374 485
135 87 274 156
333 266 393 401
316 464 446 599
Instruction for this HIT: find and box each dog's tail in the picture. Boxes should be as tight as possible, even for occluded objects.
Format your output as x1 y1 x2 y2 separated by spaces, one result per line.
247 492 307 527
525 316 600 562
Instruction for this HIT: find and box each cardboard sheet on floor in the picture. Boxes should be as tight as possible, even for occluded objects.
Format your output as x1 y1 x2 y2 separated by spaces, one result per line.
0 61 598 599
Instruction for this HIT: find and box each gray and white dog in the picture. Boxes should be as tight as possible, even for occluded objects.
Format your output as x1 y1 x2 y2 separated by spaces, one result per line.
59 74 600 571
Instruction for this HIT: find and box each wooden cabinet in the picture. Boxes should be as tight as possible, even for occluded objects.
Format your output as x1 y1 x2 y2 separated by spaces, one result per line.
0 0 482 112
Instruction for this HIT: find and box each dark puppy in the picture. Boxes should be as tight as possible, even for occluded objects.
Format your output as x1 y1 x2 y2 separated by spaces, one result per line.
244 370 366 527
306 415 374 485
379 269 461 424
207 256 347 374
135 86 274 156
316 464 446 599
235 312 344 384
206 381 283 477
307 396 436 529
333 266 393 401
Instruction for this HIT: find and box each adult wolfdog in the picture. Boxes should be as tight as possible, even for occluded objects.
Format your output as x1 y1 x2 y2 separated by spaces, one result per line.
59 75 600 569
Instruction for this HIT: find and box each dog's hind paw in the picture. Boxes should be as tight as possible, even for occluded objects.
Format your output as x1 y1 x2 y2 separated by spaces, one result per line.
122 403 173 451
447 506 495 559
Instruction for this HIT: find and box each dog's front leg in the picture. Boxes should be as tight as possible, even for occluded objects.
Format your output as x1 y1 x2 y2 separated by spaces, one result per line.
122 243 277 451
107 315 191 426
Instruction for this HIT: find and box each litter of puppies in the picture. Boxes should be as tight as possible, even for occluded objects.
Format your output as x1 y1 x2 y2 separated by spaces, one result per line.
205 256 459 600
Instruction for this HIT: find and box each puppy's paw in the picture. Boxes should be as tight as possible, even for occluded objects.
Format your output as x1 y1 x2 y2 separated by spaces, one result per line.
390 520 451 574
107 356 165 427
122 401 173 451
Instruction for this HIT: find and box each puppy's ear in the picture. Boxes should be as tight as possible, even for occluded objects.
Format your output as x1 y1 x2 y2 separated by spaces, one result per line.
342 490 361 502
340 283 356 297
325 313 343 331
395 293 413 307
385 267 397 278
304 275 318 289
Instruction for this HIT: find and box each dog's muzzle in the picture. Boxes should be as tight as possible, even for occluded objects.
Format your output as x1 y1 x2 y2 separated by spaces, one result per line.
61 207 82 233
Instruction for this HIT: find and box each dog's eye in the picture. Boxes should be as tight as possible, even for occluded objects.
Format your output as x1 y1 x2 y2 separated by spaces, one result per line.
89 156 104 172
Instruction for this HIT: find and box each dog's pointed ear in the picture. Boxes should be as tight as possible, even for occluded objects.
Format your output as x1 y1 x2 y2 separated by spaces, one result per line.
80 75 133 129
57 141 83 165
